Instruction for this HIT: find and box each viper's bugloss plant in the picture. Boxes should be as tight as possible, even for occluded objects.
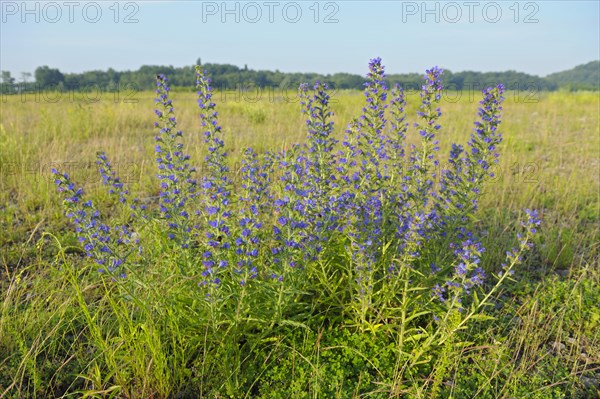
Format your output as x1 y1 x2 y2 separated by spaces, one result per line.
52 168 139 277
153 73 198 249
51 58 542 396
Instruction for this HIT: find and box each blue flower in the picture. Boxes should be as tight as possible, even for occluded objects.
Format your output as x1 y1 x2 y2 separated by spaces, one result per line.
52 169 134 275
153 73 198 247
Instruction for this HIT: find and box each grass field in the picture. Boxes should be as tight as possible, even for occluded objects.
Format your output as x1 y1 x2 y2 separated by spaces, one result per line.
0 83 599 398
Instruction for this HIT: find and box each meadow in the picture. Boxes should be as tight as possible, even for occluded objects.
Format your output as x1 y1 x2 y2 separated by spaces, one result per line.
0 62 598 398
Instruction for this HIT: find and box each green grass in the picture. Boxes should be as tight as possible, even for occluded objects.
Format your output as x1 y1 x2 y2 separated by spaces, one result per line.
1 89 599 398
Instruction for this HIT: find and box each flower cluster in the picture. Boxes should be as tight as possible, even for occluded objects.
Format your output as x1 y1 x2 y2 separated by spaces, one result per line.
299 81 336 194
96 151 129 204
154 73 197 247
52 169 138 277
51 58 540 330
409 66 444 210
389 84 408 163
431 85 507 265
196 66 232 286
233 148 274 284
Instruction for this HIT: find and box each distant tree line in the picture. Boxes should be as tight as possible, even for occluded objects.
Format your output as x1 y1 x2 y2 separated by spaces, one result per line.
1 59 598 95
545 61 600 91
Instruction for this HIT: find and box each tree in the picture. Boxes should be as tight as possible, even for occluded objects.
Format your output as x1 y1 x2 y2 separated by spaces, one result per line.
1 71 15 85
21 72 32 83
34 66 65 89
1 71 16 94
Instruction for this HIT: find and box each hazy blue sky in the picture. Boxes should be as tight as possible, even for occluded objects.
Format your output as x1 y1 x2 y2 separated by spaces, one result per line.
1 0 598 78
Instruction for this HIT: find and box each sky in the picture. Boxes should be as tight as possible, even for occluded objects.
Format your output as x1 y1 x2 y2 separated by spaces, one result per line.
1 0 599 79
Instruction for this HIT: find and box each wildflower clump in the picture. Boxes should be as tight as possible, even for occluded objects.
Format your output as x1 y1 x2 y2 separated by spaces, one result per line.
52 57 541 395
